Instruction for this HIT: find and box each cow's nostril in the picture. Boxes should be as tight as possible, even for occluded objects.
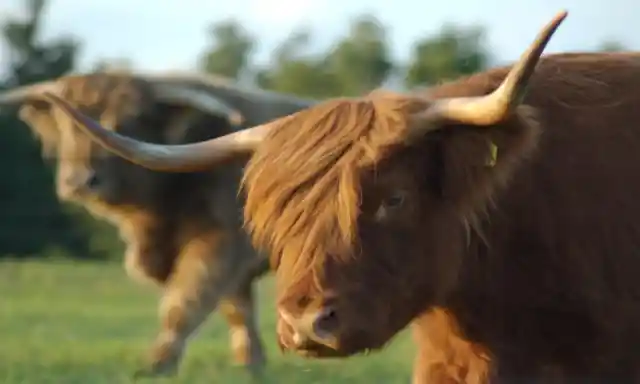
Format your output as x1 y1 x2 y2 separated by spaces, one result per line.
312 307 339 337
86 172 100 188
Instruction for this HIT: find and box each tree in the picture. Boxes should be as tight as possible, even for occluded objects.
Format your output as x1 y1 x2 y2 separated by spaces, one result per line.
256 14 393 98
3 0 76 87
405 24 490 88
199 19 255 80
597 40 626 52
0 0 118 259
324 14 393 96
256 29 341 98
92 57 133 72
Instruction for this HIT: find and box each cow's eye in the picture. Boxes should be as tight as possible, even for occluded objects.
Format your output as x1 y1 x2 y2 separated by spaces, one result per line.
384 191 406 209
375 191 406 221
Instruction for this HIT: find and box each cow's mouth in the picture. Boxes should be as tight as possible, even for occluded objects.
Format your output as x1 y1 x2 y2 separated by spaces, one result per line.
291 344 350 359
280 334 371 359
278 329 347 358
277 313 379 358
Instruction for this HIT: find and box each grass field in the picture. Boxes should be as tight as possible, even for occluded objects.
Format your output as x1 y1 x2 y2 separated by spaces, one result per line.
0 259 415 383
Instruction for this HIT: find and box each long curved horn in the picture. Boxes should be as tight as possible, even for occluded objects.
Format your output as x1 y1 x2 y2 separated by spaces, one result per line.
41 91 274 172
0 81 61 105
417 10 568 128
151 83 245 125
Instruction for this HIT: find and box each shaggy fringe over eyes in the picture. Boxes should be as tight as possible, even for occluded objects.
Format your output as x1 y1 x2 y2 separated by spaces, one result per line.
241 91 426 297
60 74 149 130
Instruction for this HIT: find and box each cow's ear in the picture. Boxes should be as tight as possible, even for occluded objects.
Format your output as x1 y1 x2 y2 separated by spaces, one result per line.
17 100 61 157
432 106 541 219
161 105 234 145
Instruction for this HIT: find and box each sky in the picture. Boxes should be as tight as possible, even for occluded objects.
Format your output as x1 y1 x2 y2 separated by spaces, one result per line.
0 0 636 74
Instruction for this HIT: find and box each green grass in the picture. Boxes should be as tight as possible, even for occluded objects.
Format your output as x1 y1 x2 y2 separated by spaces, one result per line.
0 259 415 383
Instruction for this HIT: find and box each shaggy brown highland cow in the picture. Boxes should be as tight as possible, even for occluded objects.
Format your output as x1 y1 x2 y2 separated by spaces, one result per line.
0 71 315 377
32 9 640 383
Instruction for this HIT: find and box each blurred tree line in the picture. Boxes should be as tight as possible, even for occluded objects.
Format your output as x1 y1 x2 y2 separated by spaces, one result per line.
0 0 628 260
0 0 122 260
199 15 492 97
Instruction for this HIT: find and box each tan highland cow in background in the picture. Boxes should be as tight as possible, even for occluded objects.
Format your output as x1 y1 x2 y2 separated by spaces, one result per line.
0 72 316 377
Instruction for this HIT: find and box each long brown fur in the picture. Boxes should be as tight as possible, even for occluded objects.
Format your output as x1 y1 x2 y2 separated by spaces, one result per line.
243 88 538 298
411 308 492 384
243 93 418 295
241 52 640 382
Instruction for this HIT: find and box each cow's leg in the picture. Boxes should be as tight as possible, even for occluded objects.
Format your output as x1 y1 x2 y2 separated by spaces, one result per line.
133 230 228 378
218 277 266 374
411 308 492 384
219 250 269 374
119 214 175 287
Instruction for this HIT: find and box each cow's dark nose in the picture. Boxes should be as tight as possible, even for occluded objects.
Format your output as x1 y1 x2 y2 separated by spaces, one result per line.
312 307 339 339
85 172 100 189
278 306 340 349
60 171 100 198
